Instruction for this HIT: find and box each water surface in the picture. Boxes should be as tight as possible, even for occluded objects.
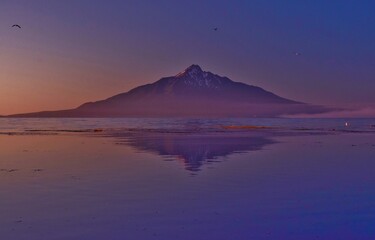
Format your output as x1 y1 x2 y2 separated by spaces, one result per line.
0 118 375 239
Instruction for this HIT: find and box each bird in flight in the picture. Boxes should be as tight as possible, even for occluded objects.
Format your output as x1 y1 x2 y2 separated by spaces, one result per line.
12 24 21 28
294 52 301 56
213 27 218 31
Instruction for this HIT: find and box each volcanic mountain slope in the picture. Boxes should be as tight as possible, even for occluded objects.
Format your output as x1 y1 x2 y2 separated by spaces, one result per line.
10 65 327 117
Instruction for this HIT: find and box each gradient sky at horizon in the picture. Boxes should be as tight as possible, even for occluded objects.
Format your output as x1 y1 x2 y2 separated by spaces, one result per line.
1 0 375 115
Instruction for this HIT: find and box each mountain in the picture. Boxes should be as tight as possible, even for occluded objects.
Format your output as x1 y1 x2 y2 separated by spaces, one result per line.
9 65 328 117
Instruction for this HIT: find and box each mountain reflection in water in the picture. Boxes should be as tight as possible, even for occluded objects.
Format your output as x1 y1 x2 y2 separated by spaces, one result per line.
112 132 276 172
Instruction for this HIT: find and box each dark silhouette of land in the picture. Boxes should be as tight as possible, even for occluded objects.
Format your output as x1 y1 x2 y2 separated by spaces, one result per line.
9 65 329 117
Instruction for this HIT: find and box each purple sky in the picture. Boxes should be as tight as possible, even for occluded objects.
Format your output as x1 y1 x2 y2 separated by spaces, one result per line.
0 0 374 115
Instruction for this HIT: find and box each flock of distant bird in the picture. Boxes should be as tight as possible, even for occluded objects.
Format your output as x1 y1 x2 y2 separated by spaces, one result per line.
10 24 302 56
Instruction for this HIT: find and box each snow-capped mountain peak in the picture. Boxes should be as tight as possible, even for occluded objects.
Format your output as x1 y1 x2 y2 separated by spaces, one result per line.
176 64 203 77
175 64 223 88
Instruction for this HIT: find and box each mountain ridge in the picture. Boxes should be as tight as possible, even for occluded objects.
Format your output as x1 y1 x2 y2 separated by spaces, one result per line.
8 65 327 118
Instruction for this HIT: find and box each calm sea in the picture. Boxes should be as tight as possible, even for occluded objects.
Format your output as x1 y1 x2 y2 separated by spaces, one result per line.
1 117 375 239
0 117 374 132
